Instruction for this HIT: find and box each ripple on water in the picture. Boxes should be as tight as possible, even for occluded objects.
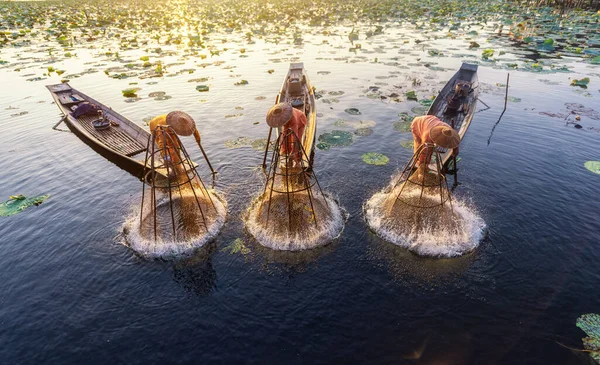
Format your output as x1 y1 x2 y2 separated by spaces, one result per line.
244 192 346 251
364 180 486 257
122 190 227 259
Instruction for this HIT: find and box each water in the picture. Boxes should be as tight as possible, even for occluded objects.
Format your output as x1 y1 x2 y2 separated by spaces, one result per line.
1 6 600 364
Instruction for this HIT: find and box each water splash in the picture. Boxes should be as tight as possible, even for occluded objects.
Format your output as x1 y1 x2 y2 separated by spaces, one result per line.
122 190 227 259
364 183 486 257
245 193 346 251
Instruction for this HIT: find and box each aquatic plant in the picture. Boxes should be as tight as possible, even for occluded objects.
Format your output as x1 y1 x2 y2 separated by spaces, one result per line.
317 130 354 147
584 161 600 175
221 238 250 255
0 194 49 217
361 152 389 165
121 88 139 97
576 313 600 363
571 77 590 87
196 85 209 92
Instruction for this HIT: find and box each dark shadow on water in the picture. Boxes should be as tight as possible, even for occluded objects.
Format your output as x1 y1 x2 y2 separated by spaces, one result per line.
170 241 217 297
365 230 478 282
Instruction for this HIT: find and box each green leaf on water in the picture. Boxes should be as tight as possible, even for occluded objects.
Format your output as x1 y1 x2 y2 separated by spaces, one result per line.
400 140 414 149
316 142 331 151
576 313 600 363
482 49 494 59
196 85 209 92
361 152 389 166
508 96 521 102
419 99 433 106
591 56 600 65
405 91 418 101
0 194 50 217
221 238 250 255
121 88 139 97
393 121 412 132
234 79 249 85
571 78 590 87
317 130 354 147
584 161 600 175
140 55 149 61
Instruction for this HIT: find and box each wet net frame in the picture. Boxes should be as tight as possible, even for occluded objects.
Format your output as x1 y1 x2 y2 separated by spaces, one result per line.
388 143 454 213
262 128 329 230
140 125 216 242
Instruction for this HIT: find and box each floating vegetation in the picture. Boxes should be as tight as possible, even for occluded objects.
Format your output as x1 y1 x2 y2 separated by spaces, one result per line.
221 238 250 255
584 161 600 175
344 108 361 115
482 49 495 60
235 80 249 86
334 119 376 129
122 88 139 98
571 77 590 88
11 111 29 117
316 142 331 151
317 130 354 147
224 113 243 118
576 313 600 363
0 194 49 217
361 152 389 166
250 138 274 151
154 95 172 101
354 127 374 136
196 85 209 92
393 121 412 132
224 137 251 148
411 106 428 115
400 140 414 149
255 96 266 100
148 91 166 98
419 98 433 106
188 77 209 83
328 91 345 96
508 96 522 102
398 112 414 123
405 91 418 101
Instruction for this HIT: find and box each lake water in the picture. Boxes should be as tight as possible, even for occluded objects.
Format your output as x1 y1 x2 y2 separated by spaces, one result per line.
1 3 600 364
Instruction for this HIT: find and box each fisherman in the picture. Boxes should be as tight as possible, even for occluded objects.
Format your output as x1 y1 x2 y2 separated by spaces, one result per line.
266 102 307 166
410 115 460 179
149 111 201 181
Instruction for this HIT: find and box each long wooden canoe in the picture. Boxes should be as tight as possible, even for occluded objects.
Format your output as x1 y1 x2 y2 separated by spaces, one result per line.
273 62 317 168
46 83 169 181
427 63 479 170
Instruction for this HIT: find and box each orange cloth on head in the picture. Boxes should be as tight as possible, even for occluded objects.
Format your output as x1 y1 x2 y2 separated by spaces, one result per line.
410 115 456 164
280 108 307 162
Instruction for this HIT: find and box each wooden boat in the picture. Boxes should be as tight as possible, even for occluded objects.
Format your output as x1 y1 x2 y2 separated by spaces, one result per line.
263 62 317 169
46 83 183 181
426 63 479 172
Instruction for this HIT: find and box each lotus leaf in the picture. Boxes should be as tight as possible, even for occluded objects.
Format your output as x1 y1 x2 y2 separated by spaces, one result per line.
584 161 600 175
224 137 251 148
121 88 139 97
394 121 412 132
196 85 209 92
361 152 389 166
482 49 494 59
576 313 600 363
0 194 49 217
571 78 590 87
419 99 433 106
354 128 374 136
400 140 414 149
344 108 361 115
316 142 331 151
318 130 354 147
405 91 418 101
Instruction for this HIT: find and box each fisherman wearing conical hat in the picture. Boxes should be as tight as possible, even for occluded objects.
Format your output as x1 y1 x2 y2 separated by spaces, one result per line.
266 102 307 166
149 111 200 180
411 115 460 178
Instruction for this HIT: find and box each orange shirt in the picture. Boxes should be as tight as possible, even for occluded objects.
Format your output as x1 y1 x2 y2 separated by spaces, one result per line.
411 115 451 163
281 108 307 160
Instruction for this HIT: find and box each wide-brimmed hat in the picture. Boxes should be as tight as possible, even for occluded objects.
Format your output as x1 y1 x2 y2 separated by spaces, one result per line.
166 111 196 136
266 103 293 128
430 125 460 149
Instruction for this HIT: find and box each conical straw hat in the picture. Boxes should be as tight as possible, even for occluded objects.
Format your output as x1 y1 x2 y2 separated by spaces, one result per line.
266 103 293 128
166 111 196 136
430 125 460 149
